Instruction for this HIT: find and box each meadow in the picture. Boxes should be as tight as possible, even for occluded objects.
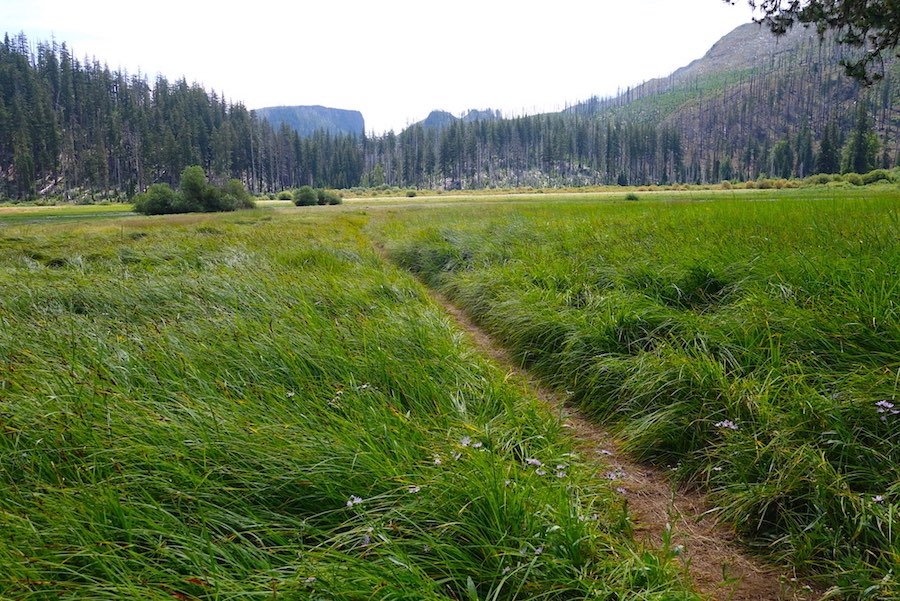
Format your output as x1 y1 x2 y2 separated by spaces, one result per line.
372 186 900 599
0 208 697 599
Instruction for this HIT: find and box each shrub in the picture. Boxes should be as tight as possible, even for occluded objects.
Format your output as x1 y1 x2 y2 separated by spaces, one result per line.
133 168 253 215
294 186 318 206
807 173 834 185
178 165 208 211
222 179 255 210
406 190 417 197
277 191 293 200
133 183 179 215
320 189 342 205
624 192 639 201
862 169 892 185
844 172 864 186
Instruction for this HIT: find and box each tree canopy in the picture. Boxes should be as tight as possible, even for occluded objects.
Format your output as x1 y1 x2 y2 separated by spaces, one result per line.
729 0 900 82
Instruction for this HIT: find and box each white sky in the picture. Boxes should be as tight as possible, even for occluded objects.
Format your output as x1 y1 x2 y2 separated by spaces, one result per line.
2 0 757 134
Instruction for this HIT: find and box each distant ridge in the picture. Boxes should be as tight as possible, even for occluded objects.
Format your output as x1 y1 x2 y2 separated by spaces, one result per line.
255 105 365 137
415 108 502 130
567 22 812 116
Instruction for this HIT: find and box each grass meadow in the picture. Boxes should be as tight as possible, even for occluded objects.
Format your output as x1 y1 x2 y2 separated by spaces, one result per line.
0 208 697 599
373 186 900 599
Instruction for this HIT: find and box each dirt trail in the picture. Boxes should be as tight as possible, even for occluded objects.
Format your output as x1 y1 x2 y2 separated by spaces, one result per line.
433 293 821 601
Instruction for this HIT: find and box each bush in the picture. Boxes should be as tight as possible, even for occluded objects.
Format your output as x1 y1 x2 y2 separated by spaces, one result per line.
294 185 318 206
133 167 254 215
862 169 892 185
805 174 829 185
406 190 417 197
133 183 179 215
222 179 255 210
843 173 864 186
277 191 293 200
624 192 639 201
321 189 342 205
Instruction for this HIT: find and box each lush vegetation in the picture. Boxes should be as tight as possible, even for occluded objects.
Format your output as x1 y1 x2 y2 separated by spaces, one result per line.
292 185 342 206
373 186 900 599
133 165 255 215
0 206 697 599
0 34 362 201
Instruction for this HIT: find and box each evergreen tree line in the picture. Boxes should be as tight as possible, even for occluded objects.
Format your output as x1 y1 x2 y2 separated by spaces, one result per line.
1 31 897 200
0 33 362 200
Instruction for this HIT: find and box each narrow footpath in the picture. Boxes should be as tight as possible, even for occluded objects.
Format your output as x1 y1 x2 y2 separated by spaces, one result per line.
433 292 821 601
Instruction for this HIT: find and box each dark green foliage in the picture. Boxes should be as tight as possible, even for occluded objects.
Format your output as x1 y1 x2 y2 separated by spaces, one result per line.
132 183 179 215
842 103 880 174
222 179 255 209
770 139 794 179
276 191 293 200
293 186 341 207
133 166 254 215
316 189 342 205
293 185 317 206
815 122 841 174
0 34 364 200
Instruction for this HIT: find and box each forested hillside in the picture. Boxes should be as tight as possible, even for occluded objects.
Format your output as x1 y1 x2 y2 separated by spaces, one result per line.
362 23 898 189
1 24 898 200
0 34 362 200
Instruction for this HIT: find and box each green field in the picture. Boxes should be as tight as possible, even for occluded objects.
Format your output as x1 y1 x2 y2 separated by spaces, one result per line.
372 186 900 598
1 186 898 599
0 208 696 599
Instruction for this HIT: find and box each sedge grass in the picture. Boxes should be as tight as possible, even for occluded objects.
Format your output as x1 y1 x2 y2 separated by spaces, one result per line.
373 188 900 599
0 209 696 599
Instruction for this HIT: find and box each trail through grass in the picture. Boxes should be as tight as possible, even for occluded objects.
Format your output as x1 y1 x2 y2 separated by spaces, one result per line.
0 208 697 599
372 188 900 599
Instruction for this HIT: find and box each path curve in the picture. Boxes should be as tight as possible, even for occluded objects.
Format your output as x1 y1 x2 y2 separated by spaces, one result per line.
433 292 821 601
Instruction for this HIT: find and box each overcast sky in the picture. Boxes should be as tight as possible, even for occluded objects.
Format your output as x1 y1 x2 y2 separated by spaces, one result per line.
3 0 757 134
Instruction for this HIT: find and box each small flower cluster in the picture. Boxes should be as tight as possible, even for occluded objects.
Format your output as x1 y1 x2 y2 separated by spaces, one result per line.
524 457 548 476
605 468 627 481
876 400 899 421
346 495 363 508
460 435 485 449
714 419 739 431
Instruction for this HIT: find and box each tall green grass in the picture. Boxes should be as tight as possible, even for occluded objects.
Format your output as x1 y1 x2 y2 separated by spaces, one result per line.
375 189 900 599
0 210 696 599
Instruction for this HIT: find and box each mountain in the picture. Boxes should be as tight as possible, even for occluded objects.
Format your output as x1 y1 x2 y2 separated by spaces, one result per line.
372 22 897 188
416 108 503 130
254 105 365 137
562 22 898 181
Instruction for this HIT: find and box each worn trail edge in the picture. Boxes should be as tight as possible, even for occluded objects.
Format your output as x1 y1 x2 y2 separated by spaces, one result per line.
432 292 821 601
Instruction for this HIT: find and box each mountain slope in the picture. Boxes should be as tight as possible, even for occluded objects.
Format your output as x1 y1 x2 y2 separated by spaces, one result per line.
371 22 898 188
255 105 365 137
